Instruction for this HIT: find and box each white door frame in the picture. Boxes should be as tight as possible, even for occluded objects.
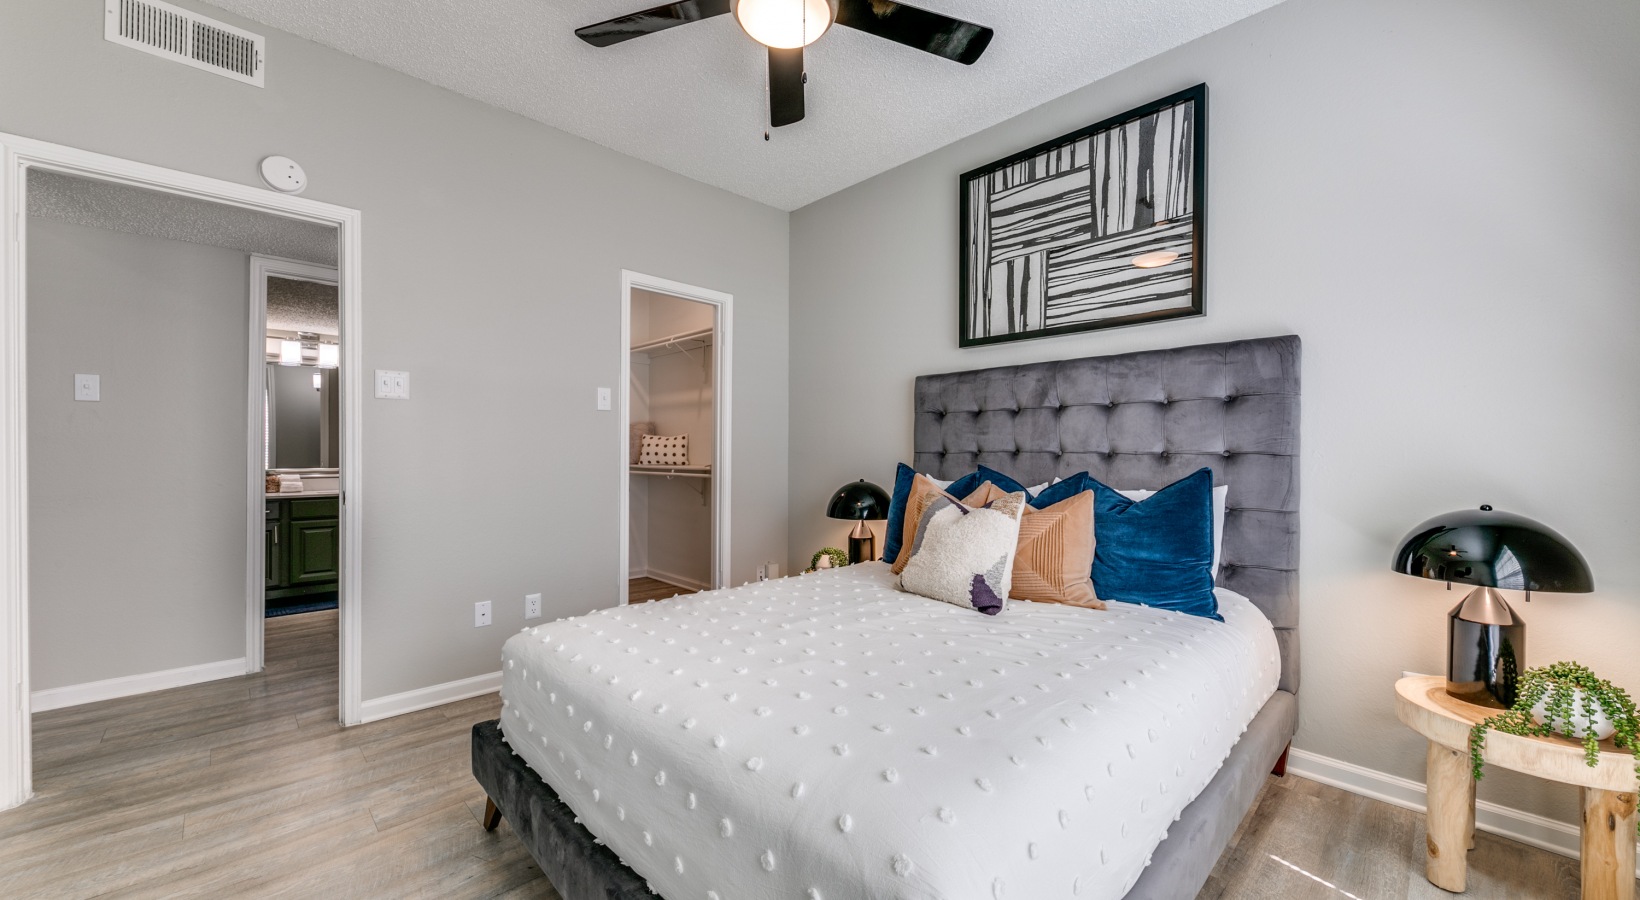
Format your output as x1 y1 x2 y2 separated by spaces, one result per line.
0 132 367 811
247 254 339 674
618 270 732 605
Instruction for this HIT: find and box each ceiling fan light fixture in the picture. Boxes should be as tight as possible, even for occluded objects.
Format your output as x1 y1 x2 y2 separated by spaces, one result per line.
735 0 834 49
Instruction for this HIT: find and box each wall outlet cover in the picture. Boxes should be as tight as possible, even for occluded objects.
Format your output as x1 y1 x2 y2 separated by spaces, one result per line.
474 600 492 627
596 387 612 411
525 593 542 619
74 374 100 402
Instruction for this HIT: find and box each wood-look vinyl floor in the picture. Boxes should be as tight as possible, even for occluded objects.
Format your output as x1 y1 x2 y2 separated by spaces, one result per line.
3 609 1598 899
627 577 698 604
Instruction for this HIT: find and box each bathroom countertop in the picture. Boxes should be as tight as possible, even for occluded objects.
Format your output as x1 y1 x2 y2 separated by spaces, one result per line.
264 490 339 500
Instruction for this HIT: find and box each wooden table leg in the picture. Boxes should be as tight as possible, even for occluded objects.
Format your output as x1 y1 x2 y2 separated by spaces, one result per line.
1426 741 1475 892
1581 788 1636 900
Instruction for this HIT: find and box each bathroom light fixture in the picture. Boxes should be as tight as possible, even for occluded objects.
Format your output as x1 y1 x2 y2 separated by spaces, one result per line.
735 0 834 49
317 343 339 368
278 339 302 366
1132 250 1181 269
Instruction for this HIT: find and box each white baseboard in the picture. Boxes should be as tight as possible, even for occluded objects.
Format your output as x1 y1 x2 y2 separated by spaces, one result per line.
640 567 710 592
30 657 248 712
1288 747 1640 871
357 670 500 724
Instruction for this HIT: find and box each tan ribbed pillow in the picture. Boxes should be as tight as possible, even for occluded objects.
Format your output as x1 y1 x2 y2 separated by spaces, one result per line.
1010 490 1103 608
892 478 1007 576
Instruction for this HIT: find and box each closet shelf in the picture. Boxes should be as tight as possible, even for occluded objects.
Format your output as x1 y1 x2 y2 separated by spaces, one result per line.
631 327 713 359
630 465 712 480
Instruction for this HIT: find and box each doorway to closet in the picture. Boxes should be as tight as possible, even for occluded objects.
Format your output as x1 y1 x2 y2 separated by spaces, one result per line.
618 272 731 606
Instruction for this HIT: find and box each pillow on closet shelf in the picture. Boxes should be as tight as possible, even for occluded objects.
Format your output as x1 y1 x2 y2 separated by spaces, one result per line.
881 463 984 564
638 434 689 466
1089 468 1220 621
897 489 1027 616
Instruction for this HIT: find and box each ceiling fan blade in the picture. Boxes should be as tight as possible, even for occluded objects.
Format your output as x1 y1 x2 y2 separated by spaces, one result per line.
833 0 993 64
768 46 805 128
575 0 732 47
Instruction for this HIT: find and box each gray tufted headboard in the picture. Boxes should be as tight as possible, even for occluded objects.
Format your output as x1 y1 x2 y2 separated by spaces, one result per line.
913 335 1301 694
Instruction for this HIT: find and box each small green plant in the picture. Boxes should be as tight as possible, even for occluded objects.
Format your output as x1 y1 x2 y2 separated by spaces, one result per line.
1469 662 1640 833
807 547 849 572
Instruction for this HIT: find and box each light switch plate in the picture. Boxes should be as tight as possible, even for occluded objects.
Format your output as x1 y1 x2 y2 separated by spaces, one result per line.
474 600 492 627
74 374 100 402
525 593 542 619
375 370 410 400
596 387 612 411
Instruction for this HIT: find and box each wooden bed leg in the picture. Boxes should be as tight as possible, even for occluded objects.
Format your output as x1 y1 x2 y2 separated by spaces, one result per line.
1271 743 1290 777
482 797 503 832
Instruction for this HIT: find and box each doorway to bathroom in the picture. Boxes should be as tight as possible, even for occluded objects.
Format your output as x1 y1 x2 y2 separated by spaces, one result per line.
253 256 343 661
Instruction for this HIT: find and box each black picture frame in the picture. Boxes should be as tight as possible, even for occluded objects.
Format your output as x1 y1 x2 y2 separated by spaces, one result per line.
959 83 1207 348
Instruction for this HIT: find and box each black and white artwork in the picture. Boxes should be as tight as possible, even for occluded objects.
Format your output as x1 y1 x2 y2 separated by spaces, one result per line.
960 84 1206 347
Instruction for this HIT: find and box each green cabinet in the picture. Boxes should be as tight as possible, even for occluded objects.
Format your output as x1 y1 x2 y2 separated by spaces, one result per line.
266 497 340 601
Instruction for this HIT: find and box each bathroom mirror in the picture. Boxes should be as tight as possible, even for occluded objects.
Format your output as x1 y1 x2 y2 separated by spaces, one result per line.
265 362 338 469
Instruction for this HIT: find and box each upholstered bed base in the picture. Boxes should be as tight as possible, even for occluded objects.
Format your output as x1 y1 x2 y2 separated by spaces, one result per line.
472 689 1295 900
472 334 1301 899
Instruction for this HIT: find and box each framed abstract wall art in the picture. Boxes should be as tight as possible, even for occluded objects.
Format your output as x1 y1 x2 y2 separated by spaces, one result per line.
960 84 1206 347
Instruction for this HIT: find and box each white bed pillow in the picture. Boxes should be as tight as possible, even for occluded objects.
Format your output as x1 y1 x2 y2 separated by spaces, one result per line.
897 490 1027 615
1118 483 1230 578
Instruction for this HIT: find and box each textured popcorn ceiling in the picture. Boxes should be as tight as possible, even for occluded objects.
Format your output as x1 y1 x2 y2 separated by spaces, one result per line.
27 170 338 265
267 277 338 335
201 0 1285 210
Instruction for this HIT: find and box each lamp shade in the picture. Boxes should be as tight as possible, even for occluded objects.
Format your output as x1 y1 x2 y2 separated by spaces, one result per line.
826 479 890 521
1391 505 1592 594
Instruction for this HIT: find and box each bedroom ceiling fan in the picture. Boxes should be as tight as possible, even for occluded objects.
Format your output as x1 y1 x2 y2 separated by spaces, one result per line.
575 0 994 129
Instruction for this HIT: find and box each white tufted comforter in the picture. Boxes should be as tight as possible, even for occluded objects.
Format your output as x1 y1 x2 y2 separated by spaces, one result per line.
498 562 1279 900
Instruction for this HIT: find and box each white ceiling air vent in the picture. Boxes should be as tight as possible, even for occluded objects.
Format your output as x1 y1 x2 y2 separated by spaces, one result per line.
104 0 264 87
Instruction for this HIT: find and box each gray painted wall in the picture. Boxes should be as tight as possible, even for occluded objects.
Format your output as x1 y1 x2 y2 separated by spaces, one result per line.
2 0 789 701
788 0 1640 829
28 218 248 690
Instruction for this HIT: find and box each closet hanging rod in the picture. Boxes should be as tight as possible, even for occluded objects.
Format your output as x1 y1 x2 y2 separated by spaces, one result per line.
630 326 714 357
630 465 712 479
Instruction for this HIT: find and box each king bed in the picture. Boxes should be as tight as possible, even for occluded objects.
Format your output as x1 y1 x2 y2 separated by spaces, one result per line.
472 334 1301 899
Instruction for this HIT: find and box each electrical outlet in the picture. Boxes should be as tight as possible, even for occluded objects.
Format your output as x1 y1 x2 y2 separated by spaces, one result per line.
525 593 542 619
756 564 768 582
474 600 492 627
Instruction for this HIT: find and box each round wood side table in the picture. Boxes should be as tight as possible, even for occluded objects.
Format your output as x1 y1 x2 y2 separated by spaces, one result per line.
1395 675 1637 899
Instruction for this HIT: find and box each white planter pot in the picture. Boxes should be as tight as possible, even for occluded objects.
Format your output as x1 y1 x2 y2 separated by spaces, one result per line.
1530 686 1617 741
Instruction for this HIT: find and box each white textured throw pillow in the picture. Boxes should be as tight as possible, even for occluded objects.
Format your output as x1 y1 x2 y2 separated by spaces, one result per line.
638 434 689 466
897 490 1027 616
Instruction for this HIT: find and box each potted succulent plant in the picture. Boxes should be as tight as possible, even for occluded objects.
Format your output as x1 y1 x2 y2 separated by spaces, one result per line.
805 547 849 573
1469 661 1640 833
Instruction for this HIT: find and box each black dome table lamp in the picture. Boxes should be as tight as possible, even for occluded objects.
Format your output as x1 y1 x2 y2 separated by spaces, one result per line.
1392 504 1593 708
826 479 891 564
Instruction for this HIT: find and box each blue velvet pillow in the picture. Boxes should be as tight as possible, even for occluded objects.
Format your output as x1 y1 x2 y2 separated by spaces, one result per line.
881 463 983 564
977 466 1093 509
1089 467 1220 620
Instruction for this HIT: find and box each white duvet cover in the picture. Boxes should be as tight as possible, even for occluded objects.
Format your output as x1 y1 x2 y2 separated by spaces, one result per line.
499 562 1279 900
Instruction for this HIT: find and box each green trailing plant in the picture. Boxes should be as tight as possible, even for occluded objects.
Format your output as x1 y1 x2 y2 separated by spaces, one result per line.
1469 662 1640 833
807 547 849 572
